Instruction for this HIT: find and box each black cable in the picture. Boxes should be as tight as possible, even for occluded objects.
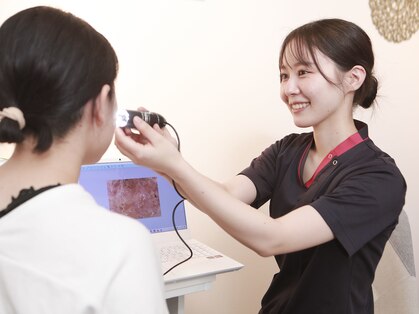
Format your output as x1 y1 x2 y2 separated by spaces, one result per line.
163 198 193 275
163 122 193 275
165 122 187 200
165 122 181 151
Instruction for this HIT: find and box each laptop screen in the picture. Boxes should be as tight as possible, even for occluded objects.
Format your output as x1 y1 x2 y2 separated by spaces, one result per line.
78 161 187 233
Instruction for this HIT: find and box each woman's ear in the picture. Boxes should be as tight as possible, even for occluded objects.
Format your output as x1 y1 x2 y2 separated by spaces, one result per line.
344 65 366 92
92 84 112 127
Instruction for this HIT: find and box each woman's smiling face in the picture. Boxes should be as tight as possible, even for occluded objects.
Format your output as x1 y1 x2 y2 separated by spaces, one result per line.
279 42 349 130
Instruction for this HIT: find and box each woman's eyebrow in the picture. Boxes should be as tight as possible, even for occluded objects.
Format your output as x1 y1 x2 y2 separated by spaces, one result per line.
280 60 314 70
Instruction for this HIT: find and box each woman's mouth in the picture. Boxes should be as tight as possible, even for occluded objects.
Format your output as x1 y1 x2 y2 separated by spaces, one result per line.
290 102 310 112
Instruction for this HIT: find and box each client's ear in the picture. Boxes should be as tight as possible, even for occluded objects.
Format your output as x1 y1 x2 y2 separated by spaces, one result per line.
92 84 112 126
344 65 366 92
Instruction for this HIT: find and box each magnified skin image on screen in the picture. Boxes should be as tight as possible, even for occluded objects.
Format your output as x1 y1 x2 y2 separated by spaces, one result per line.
107 177 161 219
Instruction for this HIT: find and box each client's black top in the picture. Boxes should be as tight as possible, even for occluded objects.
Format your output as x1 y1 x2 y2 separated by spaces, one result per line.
0 185 60 218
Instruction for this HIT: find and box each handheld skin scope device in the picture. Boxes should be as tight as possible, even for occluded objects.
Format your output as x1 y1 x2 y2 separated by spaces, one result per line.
116 109 167 128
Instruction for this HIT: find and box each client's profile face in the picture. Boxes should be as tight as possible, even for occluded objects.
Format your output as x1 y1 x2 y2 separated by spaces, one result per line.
102 92 118 145
85 89 118 164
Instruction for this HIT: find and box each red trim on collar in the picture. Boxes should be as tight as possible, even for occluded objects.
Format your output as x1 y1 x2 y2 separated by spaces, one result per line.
298 140 313 186
301 132 367 188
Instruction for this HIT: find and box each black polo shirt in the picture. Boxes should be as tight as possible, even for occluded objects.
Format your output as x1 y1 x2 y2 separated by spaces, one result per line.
240 120 406 314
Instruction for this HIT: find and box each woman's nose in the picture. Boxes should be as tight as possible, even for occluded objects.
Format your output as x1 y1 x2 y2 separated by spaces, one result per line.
283 77 300 96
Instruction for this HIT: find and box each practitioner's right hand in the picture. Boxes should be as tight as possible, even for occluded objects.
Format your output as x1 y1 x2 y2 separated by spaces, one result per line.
114 116 182 177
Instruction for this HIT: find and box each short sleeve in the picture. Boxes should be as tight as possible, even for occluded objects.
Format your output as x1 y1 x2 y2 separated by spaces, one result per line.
240 133 311 209
312 162 406 256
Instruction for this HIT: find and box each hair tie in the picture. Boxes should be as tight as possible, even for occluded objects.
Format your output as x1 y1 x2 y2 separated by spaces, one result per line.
0 107 26 130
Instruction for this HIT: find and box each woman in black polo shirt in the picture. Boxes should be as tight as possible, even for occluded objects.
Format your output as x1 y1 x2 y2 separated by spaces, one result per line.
115 18 407 314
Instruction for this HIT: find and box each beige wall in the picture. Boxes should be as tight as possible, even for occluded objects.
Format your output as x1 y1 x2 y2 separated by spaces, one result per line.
1 1 418 313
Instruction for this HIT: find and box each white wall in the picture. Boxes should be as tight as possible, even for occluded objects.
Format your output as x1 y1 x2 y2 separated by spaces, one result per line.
1 1 418 313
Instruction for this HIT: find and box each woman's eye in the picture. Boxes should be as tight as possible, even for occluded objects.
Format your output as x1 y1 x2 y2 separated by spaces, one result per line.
280 73 288 81
298 70 308 76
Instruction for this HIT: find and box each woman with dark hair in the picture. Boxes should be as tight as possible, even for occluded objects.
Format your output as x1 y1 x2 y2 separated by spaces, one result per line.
115 18 406 313
0 6 167 313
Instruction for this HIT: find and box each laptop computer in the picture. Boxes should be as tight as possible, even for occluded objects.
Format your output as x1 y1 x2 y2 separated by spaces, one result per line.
78 160 243 283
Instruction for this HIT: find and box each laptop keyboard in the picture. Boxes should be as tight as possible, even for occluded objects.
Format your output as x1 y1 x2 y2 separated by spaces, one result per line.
160 239 223 264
